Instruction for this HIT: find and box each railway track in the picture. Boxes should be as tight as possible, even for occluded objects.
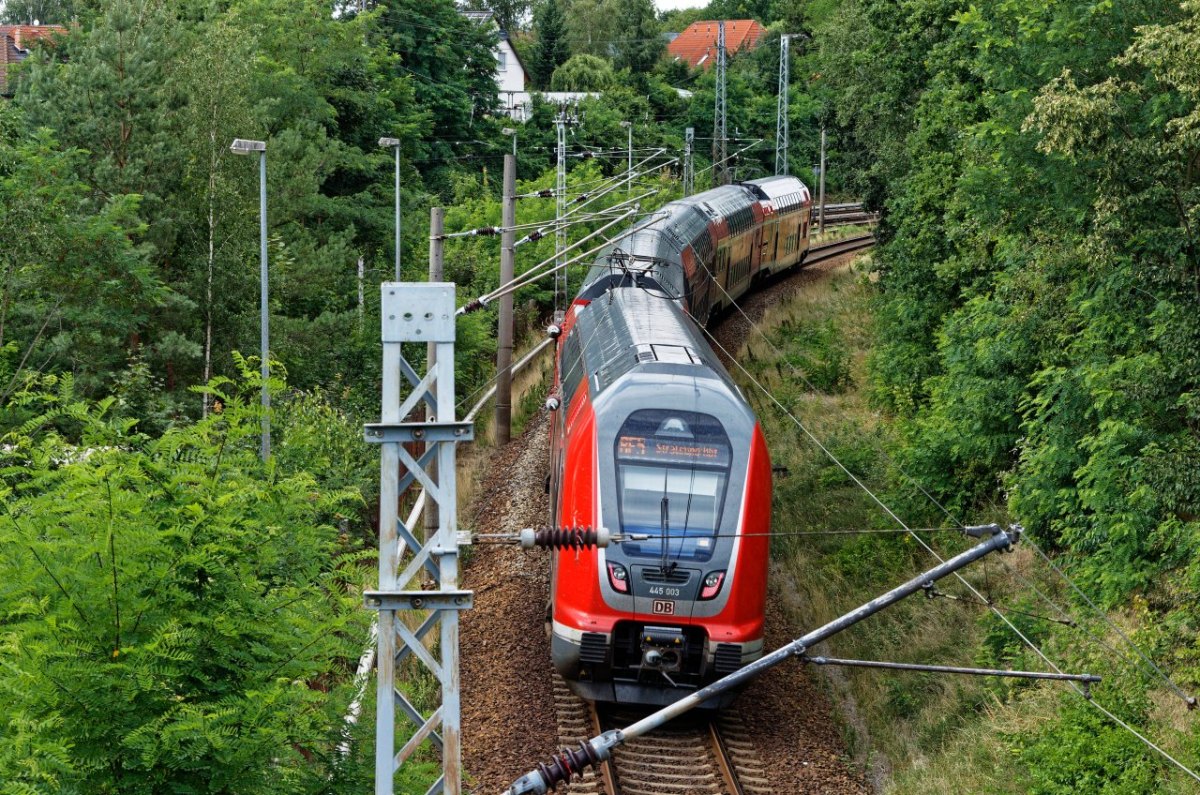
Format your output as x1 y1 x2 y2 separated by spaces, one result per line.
550 672 770 795
812 203 880 228
805 233 876 266
463 224 877 794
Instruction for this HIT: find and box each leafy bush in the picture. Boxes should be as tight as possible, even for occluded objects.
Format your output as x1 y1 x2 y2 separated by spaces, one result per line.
0 372 372 793
1013 700 1161 795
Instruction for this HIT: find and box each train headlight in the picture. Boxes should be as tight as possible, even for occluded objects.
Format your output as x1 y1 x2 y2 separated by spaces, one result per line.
699 570 726 600
607 562 629 594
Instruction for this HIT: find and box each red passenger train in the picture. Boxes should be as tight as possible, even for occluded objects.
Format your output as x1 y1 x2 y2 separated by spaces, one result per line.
547 176 813 706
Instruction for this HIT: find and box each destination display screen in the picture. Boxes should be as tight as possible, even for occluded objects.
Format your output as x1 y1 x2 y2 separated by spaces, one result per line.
614 410 732 563
617 435 730 468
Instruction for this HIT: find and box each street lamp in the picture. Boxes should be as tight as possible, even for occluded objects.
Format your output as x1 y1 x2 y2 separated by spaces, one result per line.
619 120 632 197
379 137 402 280
501 127 517 157
230 137 270 461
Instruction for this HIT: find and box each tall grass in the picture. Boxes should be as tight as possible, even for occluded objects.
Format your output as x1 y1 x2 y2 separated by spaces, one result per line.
736 258 1107 792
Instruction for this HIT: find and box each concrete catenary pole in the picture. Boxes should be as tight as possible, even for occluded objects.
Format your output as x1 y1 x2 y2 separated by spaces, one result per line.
495 154 516 445
425 206 445 541
818 127 827 235
258 148 270 461
683 126 694 197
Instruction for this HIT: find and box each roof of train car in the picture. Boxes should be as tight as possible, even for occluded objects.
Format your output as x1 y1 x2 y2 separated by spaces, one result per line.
571 287 737 399
580 183 759 294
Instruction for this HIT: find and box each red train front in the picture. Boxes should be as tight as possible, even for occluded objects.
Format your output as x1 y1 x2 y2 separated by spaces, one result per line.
547 287 772 707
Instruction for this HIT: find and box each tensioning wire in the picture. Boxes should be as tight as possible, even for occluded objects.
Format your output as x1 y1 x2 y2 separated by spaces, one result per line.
688 315 1200 784
697 243 1197 707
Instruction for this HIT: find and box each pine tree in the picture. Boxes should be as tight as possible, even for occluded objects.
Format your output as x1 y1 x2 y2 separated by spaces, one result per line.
530 0 568 89
609 0 662 77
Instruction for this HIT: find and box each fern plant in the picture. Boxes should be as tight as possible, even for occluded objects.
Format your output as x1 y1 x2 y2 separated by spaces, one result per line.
0 370 373 794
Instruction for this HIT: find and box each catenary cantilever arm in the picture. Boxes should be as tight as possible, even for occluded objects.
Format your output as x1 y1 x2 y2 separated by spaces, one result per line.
502 525 1024 795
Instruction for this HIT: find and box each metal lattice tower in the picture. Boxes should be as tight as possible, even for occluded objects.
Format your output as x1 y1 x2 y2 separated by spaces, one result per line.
683 126 694 196
775 34 792 175
365 283 473 795
712 21 727 187
555 110 568 318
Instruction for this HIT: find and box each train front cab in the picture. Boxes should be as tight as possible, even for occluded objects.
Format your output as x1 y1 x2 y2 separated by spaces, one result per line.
550 371 772 707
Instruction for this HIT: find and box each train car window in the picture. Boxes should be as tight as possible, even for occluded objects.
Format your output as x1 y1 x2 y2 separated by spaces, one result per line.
561 331 585 408
614 409 732 563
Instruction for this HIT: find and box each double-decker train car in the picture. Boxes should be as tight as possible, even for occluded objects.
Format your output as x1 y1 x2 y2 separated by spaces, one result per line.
547 176 812 706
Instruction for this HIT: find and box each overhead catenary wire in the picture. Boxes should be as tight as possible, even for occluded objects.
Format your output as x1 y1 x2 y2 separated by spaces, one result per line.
436 204 636 240
704 245 1200 710
684 310 1200 785
1028 540 1198 708
709 138 764 174
456 208 652 314
513 152 674 249
482 209 674 308
514 189 661 247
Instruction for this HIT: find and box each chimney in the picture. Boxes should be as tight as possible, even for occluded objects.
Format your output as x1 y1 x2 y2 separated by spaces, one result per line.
13 28 22 49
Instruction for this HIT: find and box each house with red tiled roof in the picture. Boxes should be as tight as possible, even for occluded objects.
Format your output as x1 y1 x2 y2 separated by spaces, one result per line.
667 20 767 70
1 24 66 96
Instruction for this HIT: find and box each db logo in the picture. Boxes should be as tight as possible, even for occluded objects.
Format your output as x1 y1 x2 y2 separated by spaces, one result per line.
652 600 675 615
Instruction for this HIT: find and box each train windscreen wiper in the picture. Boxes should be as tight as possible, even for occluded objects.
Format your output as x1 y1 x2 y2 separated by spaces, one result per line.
659 496 675 575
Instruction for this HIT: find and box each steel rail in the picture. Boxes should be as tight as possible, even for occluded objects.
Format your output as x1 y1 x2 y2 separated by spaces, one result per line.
803 233 876 265
503 527 1025 794
707 721 745 795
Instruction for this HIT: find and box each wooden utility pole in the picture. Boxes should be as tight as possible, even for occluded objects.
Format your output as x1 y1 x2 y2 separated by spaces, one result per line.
495 154 516 445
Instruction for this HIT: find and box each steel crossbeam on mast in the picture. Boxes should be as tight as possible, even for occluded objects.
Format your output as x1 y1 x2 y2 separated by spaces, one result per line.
365 283 474 795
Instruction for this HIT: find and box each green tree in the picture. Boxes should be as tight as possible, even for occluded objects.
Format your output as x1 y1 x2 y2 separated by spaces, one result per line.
0 0 88 24
530 0 569 88
0 370 370 792
561 0 615 58
0 126 169 408
607 0 661 77
550 52 615 90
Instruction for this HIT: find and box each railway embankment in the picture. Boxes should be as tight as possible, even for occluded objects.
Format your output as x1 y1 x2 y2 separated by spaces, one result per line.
731 255 1196 794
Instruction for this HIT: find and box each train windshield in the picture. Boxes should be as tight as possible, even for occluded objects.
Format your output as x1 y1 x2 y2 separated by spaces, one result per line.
614 409 731 562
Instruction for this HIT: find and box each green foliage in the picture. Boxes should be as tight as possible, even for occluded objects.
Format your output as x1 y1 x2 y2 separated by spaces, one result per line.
0 125 170 404
1013 699 1161 794
0 369 373 793
530 0 569 88
551 53 616 90
561 0 617 58
772 316 852 394
606 0 662 78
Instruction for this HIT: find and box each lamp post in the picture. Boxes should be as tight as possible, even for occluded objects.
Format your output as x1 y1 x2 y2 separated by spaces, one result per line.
502 126 518 157
379 137 402 280
619 120 632 197
230 138 270 461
